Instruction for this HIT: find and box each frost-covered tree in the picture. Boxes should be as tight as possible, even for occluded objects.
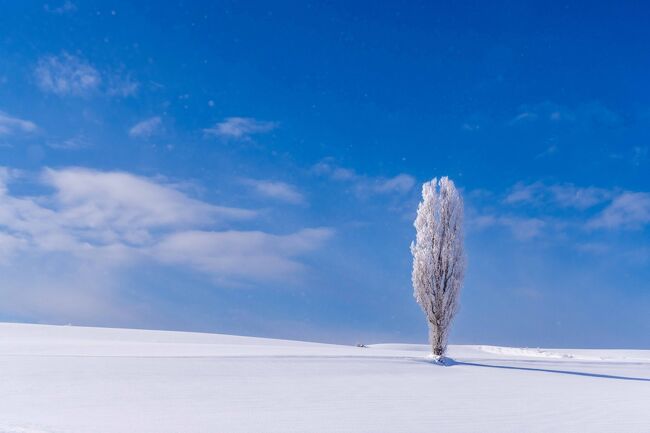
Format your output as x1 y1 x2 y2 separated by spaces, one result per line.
411 177 465 359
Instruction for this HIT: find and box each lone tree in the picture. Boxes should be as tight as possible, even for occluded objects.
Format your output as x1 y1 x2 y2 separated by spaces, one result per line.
411 177 465 359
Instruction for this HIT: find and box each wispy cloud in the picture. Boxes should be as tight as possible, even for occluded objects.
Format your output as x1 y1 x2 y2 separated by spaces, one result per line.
43 1 77 14
471 180 650 242
0 111 38 136
35 53 101 97
575 242 611 254
588 192 650 230
34 53 138 98
106 72 139 98
508 111 540 125
508 101 621 128
460 113 491 132
242 178 305 204
47 134 91 150
505 182 613 210
372 174 416 194
203 117 277 140
312 161 356 180
312 159 415 196
471 214 547 240
129 116 162 139
632 146 648 166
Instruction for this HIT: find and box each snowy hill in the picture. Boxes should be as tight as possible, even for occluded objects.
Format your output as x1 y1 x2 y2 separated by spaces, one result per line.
1 323 649 433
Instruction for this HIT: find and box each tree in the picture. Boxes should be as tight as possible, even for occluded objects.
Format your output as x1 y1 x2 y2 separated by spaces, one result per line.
411 177 465 359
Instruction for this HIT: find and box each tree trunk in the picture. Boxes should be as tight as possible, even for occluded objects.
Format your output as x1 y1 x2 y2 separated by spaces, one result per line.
429 325 445 357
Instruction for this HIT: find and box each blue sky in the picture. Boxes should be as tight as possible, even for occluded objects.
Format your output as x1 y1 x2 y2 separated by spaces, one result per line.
0 1 649 348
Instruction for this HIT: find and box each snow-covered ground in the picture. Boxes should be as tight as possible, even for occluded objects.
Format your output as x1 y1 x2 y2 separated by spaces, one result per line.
1 323 649 433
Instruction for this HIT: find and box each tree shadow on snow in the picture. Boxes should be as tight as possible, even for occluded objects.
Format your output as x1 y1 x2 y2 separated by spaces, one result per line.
433 358 650 382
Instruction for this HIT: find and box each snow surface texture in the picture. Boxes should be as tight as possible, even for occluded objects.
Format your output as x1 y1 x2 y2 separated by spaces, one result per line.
1 323 649 433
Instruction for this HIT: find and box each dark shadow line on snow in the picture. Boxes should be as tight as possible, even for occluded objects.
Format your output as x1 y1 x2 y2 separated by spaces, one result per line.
449 360 650 382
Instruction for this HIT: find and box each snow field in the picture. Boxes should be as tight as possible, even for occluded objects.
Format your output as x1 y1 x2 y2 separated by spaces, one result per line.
1 323 649 433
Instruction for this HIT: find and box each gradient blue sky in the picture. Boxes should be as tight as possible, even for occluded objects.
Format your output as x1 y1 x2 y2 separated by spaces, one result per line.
0 1 649 348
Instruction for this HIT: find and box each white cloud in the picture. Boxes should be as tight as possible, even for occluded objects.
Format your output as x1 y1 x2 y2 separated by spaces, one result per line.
0 111 38 136
0 166 332 320
154 228 332 284
242 179 304 204
129 117 162 139
35 53 101 97
40 167 255 245
0 167 256 257
203 117 277 139
0 231 27 262
0 167 21 192
588 192 650 230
